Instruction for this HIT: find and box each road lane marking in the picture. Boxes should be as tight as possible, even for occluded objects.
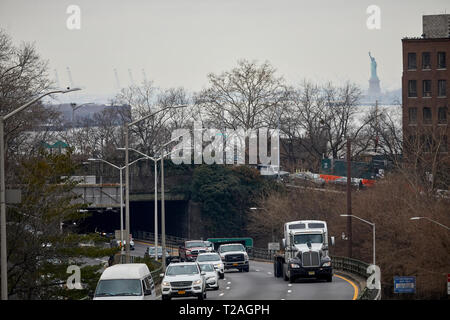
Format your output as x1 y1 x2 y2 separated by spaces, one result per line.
219 293 224 297
227 281 231 285
334 274 359 300
288 284 292 287
226 287 230 290
287 289 292 293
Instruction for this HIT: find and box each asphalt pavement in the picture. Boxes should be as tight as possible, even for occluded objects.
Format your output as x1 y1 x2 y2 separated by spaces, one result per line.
134 241 357 300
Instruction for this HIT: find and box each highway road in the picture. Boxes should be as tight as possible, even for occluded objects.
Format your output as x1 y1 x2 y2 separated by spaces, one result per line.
134 241 357 300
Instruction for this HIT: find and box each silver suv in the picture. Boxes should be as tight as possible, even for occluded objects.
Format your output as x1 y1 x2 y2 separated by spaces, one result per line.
160 262 207 300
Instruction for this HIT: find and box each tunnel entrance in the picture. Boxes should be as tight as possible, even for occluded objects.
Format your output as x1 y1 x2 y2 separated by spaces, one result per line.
76 200 189 239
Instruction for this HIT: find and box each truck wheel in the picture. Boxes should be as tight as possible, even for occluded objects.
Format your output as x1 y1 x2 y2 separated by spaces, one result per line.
289 275 296 283
274 260 282 278
283 267 289 281
326 275 333 282
197 293 204 300
244 266 249 272
219 272 224 279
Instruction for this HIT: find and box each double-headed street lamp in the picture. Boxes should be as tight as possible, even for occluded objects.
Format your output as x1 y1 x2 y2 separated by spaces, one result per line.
123 105 187 263
1 87 81 300
87 156 147 251
340 214 375 266
410 217 450 231
118 134 185 263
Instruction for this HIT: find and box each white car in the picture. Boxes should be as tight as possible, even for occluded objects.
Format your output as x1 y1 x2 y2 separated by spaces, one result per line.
196 252 225 279
199 263 219 290
160 262 207 300
93 263 156 300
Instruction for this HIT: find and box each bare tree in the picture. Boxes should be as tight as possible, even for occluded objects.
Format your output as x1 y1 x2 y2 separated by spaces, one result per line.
195 59 290 131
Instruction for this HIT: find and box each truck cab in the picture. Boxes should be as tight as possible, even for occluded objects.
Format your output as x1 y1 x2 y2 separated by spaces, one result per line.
179 240 209 262
275 220 334 283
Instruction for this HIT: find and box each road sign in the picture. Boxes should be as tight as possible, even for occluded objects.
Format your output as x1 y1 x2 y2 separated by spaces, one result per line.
268 242 280 251
394 276 416 293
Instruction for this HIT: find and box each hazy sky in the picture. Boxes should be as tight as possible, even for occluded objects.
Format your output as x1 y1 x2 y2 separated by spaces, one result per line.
1 0 450 103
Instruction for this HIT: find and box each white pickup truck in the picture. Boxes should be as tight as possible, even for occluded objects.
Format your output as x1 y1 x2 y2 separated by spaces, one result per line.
218 243 249 272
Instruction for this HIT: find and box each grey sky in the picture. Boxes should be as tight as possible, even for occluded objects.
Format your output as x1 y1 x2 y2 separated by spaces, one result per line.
1 0 449 102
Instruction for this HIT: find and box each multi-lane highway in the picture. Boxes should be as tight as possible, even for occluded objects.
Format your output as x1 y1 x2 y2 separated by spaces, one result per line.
134 241 357 300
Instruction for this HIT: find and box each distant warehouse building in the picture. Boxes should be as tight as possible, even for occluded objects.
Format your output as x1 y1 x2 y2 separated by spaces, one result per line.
402 15 449 163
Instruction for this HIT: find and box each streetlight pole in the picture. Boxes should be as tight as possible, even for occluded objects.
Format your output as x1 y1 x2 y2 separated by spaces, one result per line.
123 105 187 263
70 102 93 129
410 217 450 230
1 87 81 300
87 157 146 253
340 214 375 266
346 138 352 258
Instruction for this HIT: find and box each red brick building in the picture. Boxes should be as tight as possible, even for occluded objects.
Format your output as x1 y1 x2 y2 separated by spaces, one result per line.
402 18 449 157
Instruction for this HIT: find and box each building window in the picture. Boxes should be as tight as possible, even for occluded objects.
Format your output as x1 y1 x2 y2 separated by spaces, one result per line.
422 80 432 97
423 107 432 124
438 107 447 124
408 107 417 124
437 52 446 69
438 80 446 97
408 80 417 97
422 52 431 69
408 53 417 69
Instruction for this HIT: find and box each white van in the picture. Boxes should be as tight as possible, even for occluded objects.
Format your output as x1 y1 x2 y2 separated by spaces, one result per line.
93 263 156 300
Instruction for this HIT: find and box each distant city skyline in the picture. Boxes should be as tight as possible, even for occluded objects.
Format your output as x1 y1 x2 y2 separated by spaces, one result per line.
1 0 450 104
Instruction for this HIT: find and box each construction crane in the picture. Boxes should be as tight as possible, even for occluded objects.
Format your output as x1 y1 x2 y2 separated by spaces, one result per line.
54 69 60 88
128 68 135 86
113 68 121 90
142 68 148 83
66 66 75 88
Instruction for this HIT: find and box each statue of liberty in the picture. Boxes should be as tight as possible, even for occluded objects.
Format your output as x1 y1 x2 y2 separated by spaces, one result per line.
368 52 378 80
368 51 381 97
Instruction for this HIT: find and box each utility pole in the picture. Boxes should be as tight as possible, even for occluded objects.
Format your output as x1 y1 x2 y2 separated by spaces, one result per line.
161 154 166 271
346 137 352 258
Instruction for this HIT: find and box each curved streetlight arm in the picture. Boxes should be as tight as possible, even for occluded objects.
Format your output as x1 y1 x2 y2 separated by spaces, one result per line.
410 217 450 230
87 158 121 170
340 214 374 227
127 105 187 127
117 147 156 162
4 88 81 121
127 156 149 167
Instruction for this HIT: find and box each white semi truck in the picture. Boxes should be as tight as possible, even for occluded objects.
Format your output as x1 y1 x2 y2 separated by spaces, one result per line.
273 220 335 283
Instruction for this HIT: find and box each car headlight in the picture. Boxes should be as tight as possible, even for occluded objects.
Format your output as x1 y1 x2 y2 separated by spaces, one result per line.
193 279 202 285
215 263 223 268
322 261 331 267
162 281 170 286
290 263 300 268
244 253 249 260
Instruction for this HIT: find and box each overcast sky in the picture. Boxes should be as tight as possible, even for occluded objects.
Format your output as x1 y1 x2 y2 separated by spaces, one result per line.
1 0 450 103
